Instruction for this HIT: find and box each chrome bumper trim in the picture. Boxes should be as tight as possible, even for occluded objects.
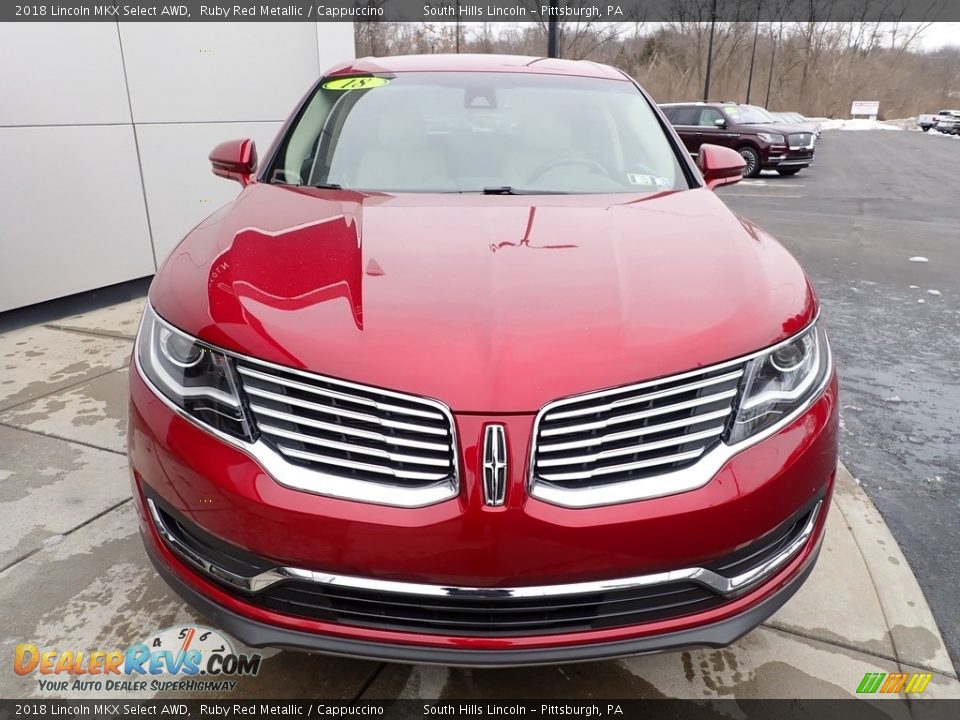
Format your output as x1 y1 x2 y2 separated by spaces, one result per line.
147 497 821 600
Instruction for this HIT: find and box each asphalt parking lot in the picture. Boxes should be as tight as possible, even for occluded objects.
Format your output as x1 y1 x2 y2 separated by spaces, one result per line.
1 129 958 701
718 128 960 674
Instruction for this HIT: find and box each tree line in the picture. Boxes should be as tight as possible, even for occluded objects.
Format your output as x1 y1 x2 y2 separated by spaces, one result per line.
354 21 960 117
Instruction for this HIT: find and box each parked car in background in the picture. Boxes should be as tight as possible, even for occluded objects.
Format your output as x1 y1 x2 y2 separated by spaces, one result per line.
130 54 837 665
661 102 815 177
934 110 960 134
771 111 822 140
917 113 938 131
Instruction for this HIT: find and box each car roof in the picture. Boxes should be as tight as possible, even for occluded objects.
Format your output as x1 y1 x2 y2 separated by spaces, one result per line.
660 101 717 107
322 54 627 81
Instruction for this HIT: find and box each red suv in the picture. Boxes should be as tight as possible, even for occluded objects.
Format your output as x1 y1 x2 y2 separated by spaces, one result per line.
661 102 816 177
129 55 838 665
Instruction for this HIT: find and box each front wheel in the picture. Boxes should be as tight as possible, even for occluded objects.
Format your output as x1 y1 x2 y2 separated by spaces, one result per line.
777 167 803 176
738 146 762 178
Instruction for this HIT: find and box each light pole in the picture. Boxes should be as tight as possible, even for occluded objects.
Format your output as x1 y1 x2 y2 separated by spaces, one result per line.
765 32 777 108
547 0 559 58
702 0 718 102
746 20 760 103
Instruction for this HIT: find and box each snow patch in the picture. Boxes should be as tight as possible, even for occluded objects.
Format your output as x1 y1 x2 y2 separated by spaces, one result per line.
909 256 929 263
820 118 904 131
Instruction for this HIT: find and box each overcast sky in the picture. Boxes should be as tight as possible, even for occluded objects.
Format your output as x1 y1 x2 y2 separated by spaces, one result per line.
919 22 960 48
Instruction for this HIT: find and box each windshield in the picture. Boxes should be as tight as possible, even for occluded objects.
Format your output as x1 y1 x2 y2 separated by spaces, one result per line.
725 105 777 124
269 71 689 194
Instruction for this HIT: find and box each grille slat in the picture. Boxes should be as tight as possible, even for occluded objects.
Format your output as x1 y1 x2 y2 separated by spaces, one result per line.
248 403 450 452
259 423 451 468
539 388 738 438
532 363 745 491
538 410 732 453
278 445 452 482
537 425 724 468
245 385 449 436
236 359 457 491
537 448 705 482
237 365 446 421
547 369 743 421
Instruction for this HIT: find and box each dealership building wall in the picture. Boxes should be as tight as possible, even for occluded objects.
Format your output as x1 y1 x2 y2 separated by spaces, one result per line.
0 22 355 313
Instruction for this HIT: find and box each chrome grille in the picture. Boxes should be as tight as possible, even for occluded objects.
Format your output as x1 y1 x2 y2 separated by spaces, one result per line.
789 132 813 149
235 360 457 489
531 363 745 492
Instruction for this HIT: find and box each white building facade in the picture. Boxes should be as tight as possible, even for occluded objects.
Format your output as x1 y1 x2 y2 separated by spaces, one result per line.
0 22 355 312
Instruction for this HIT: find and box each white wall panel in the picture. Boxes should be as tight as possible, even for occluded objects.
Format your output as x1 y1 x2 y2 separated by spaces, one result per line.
0 23 130 127
2 23 354 312
316 23 358 73
0 125 155 313
119 23 321 124
135 122 283 264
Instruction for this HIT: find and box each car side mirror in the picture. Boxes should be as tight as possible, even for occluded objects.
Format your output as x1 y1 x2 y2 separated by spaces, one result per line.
713 117 727 128
209 139 257 186
697 144 746 190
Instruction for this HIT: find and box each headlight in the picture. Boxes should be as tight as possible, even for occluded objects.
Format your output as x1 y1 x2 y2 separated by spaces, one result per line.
725 322 830 445
757 132 785 144
136 305 253 440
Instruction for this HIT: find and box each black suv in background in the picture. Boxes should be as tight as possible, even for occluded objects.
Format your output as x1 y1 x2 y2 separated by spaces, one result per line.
660 102 816 177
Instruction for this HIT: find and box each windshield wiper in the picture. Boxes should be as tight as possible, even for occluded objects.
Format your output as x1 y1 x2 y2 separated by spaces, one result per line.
313 182 343 190
481 186 568 195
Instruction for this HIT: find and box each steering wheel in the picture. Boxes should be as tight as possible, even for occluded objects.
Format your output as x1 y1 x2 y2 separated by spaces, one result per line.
527 157 610 184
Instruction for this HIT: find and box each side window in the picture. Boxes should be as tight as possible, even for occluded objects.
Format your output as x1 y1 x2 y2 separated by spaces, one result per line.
699 108 724 127
673 107 700 125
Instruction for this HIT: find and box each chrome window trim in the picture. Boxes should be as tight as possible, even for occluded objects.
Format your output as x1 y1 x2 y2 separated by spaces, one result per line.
528 316 832 508
147 497 821 600
134 307 460 508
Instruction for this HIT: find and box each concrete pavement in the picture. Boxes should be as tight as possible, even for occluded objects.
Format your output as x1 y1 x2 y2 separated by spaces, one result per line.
0 294 957 700
718 129 960 669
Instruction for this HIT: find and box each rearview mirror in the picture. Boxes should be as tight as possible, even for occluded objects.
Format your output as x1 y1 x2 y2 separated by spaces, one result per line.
697 144 745 190
209 139 257 186
714 117 727 128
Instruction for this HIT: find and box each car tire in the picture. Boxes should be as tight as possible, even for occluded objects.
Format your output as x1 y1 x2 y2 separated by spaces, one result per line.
777 168 802 176
738 146 761 178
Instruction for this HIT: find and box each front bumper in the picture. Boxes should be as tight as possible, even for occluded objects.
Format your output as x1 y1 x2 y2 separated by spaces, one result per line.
129 363 839 664
144 532 822 666
764 150 815 169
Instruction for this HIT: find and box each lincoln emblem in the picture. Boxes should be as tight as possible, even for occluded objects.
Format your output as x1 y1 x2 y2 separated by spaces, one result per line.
482 425 508 506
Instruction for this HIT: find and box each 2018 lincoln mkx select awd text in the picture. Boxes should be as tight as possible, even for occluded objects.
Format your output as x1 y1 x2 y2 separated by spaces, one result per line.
129 54 838 666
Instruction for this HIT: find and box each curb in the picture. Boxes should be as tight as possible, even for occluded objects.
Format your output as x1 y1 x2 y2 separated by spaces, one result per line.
832 462 957 679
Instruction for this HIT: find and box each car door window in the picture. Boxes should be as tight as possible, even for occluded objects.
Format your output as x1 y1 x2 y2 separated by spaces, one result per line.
672 107 700 125
698 108 724 127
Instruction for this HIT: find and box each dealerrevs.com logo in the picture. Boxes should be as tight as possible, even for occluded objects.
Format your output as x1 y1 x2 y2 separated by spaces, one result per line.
14 626 262 693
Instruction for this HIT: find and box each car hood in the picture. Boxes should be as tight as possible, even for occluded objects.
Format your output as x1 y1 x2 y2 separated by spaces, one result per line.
151 184 815 412
750 122 815 135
